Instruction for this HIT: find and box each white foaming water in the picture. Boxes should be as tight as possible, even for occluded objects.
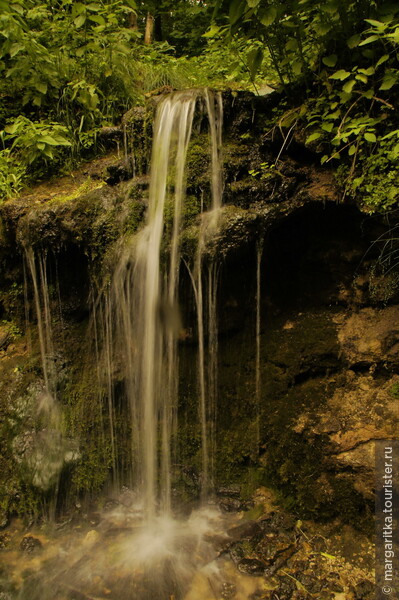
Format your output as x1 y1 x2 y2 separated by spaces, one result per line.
14 504 263 600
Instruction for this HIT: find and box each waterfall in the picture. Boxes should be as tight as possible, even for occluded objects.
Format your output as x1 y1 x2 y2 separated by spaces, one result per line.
25 247 58 420
103 89 223 519
255 239 263 452
23 248 67 512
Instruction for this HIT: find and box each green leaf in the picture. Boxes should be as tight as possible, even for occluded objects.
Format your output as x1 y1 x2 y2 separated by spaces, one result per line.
4 123 17 135
11 3 24 14
292 60 302 75
306 132 322 143
246 0 260 7
203 25 221 38
35 81 48 94
358 66 375 76
364 19 386 32
382 130 399 140
388 143 399 159
325 110 340 119
321 122 334 132
247 47 263 80
322 54 337 67
329 69 351 80
380 72 398 90
286 38 298 51
355 74 368 84
359 34 379 46
348 144 356 156
86 3 101 11
259 6 277 26
320 552 337 560
9 43 24 58
89 14 105 25
342 79 356 93
40 135 58 145
229 0 246 25
376 54 390 68
364 132 377 142
74 14 86 28
347 34 361 48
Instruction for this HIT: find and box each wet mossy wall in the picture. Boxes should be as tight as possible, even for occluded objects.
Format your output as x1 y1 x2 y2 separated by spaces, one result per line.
0 91 397 527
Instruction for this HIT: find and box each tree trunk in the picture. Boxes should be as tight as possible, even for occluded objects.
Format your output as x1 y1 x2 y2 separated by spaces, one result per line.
129 12 138 30
144 12 155 45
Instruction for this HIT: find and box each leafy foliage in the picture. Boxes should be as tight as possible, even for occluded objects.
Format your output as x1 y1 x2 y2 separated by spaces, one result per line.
0 149 26 201
210 0 399 212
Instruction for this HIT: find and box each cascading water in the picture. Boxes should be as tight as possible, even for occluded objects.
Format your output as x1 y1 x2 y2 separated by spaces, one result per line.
22 249 71 511
103 89 223 519
255 238 263 452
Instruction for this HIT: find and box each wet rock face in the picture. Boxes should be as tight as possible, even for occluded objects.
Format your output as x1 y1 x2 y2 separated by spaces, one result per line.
214 202 398 524
19 536 42 553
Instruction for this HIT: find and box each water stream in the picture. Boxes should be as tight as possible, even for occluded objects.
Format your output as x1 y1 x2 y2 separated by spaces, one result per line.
103 88 223 519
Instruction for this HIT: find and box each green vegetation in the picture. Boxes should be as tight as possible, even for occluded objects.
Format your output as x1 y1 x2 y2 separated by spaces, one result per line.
0 0 274 200
209 0 399 212
1 0 399 213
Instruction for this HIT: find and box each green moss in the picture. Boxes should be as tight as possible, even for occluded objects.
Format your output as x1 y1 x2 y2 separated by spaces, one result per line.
390 382 399 398
0 282 25 321
62 372 113 495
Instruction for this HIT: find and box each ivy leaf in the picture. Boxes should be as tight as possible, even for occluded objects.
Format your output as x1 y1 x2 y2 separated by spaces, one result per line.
322 54 337 67
329 69 351 80
342 79 356 93
364 132 377 142
259 6 277 26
